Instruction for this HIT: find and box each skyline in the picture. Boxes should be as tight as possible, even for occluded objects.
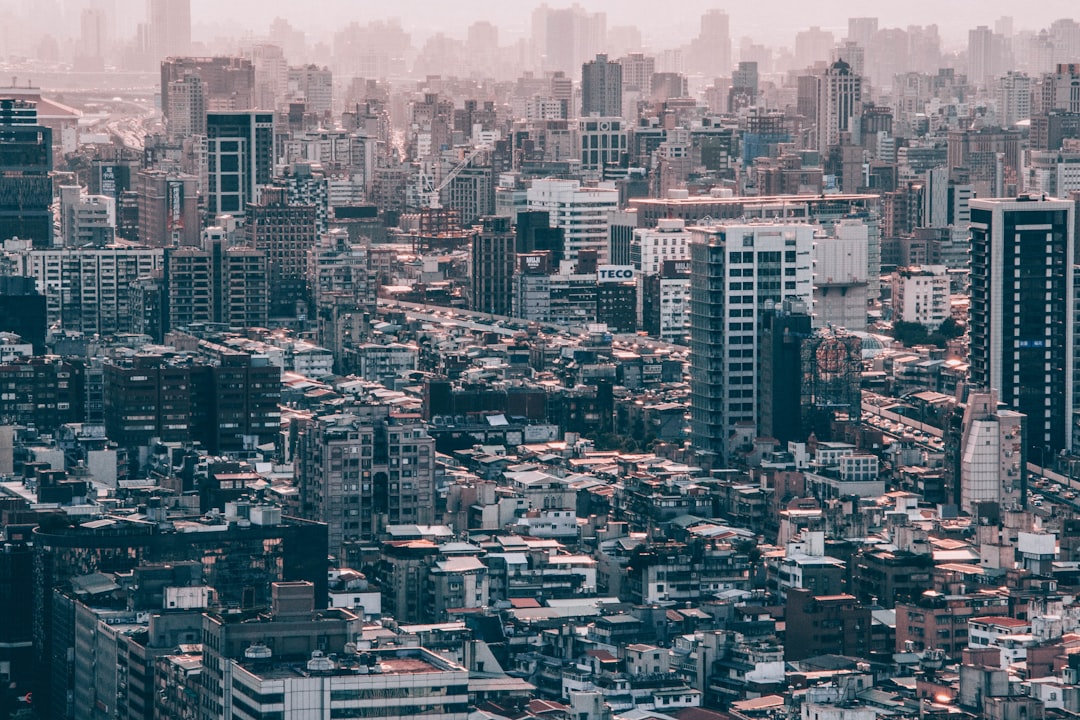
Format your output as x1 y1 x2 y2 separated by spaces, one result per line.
3 0 1080 53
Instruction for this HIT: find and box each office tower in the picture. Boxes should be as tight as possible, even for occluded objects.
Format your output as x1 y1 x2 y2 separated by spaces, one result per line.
969 196 1074 458
147 0 191 60
516 209 565 265
816 60 863 151
997 71 1032 126
135 169 199 246
619 52 655 92
947 127 1022 199
831 41 865 78
847 17 879 48
689 223 815 465
0 98 52 247
164 73 207 139
206 111 274 218
0 276 46 352
576 116 627 175
161 57 255 127
471 216 515 316
729 61 759 112
526 179 619 263
688 10 731 76
534 4 606 74
247 43 288 110
296 404 436 557
246 186 316 315
631 218 691 274
59 185 115 246
968 26 994 88
581 54 622 117
957 389 1026 513
608 208 637 266
77 7 107 70
795 26 835 69
968 25 1012 89
287 65 333 115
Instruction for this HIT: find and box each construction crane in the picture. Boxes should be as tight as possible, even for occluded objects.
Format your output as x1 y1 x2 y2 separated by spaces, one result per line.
425 144 491 209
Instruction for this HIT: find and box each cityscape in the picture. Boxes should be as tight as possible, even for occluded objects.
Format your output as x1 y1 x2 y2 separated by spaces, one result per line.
9 2 1080 720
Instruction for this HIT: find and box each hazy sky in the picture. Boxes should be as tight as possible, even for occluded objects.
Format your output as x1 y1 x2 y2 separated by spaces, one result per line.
183 0 1080 47
4 0 1080 49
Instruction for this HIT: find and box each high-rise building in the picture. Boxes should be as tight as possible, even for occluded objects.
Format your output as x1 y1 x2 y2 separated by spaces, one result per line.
103 343 280 453
0 276 46 352
795 26 836 69
246 186 317 315
997 71 1032 126
688 10 731 77
58 185 115 247
135 170 199 246
287 64 334 115
206 111 274 218
969 196 1074 458
296 404 436 557
576 116 627 174
471 216 516 316
581 54 623 117
618 52 655 93
0 98 52 247
689 223 815 465
164 73 207 138
147 0 191 60
161 57 254 128
163 233 269 332
816 60 863 151
957 389 1026 514
526 179 618 262
20 245 165 334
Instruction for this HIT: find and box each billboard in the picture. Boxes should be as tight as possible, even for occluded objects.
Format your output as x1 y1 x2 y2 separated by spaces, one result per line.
597 265 635 283
166 180 184 232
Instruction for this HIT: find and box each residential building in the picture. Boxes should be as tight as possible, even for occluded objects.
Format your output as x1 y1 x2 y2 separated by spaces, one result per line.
689 223 815 464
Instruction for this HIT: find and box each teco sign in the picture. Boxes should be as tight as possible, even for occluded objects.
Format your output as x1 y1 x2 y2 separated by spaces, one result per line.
597 265 635 283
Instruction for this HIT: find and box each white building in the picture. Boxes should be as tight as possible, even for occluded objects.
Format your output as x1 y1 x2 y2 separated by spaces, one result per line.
996 71 1032 126
689 222 815 458
228 647 469 720
1027 151 1080 197
813 219 869 331
19 245 165 334
631 218 691 274
891 265 949 327
959 389 1025 514
526 179 619 262
59 185 115 246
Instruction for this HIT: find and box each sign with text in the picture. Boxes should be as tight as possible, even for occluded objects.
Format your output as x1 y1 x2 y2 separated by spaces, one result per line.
597 265 635 283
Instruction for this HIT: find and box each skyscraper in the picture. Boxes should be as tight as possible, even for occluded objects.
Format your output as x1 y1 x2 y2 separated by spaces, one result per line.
581 53 623 117
147 0 191 60
206 111 274 218
816 60 863 151
246 186 317 316
471 216 516 316
0 98 52 247
969 196 1074 458
689 223 815 465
